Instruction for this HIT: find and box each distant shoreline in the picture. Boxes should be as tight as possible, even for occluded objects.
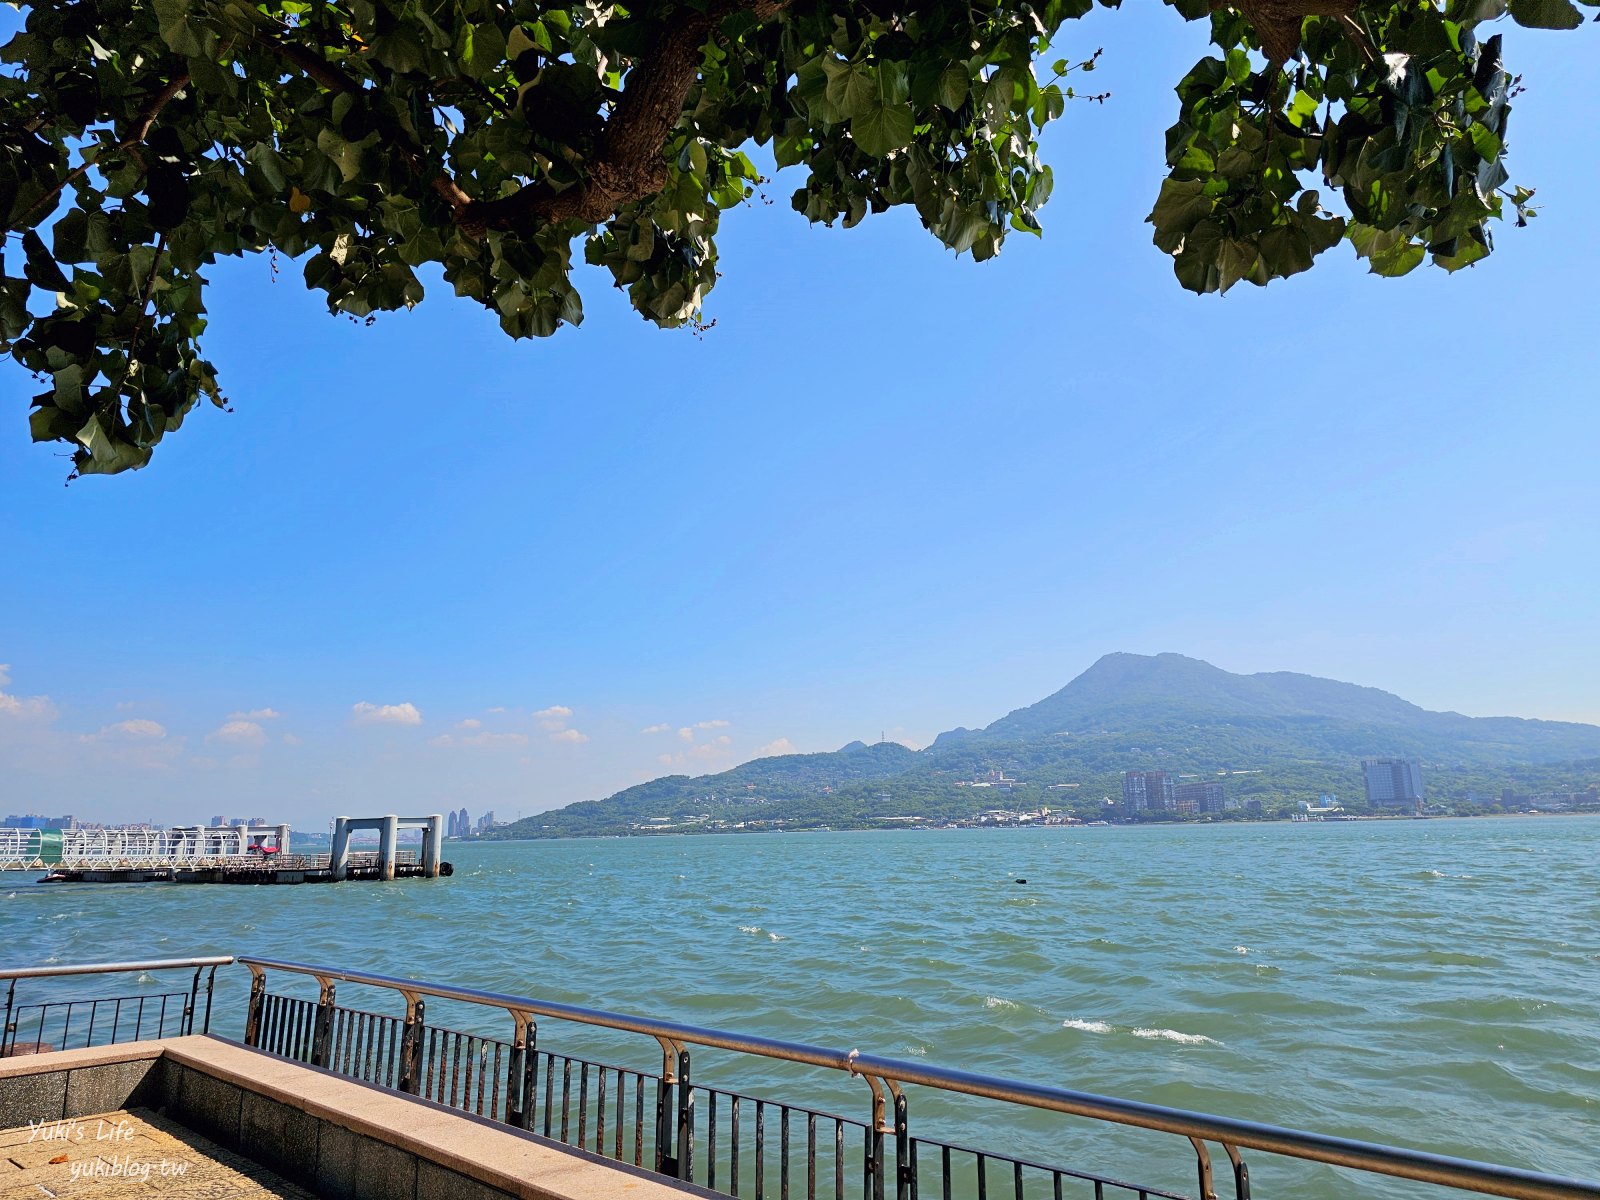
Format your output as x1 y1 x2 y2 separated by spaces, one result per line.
467 808 1600 844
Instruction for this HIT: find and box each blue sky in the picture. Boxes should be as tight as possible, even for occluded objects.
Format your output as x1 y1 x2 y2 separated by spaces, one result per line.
3 7 1596 829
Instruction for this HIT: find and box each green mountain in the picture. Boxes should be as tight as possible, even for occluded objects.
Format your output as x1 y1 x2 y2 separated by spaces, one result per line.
490 654 1600 838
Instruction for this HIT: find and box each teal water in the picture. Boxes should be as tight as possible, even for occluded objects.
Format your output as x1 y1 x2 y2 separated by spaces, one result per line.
4 817 1598 1199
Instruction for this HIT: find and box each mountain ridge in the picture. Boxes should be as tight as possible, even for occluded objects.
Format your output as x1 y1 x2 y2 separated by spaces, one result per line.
489 653 1600 838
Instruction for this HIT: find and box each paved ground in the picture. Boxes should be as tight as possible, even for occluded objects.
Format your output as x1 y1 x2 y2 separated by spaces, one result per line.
0 1108 317 1199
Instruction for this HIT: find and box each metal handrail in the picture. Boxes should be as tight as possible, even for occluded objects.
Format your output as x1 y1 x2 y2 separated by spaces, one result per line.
0 956 235 981
237 955 1600 1200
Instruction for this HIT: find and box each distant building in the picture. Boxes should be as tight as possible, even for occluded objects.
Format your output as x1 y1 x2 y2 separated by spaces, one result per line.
458 807 470 836
447 811 459 838
4 813 75 829
1122 771 1175 814
1175 781 1227 814
1362 759 1423 809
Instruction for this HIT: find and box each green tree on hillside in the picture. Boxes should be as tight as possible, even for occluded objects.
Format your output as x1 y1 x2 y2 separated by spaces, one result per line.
2 0 1589 475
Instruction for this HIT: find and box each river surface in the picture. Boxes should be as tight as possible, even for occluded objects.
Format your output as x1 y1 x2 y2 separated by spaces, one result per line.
4 817 1598 1200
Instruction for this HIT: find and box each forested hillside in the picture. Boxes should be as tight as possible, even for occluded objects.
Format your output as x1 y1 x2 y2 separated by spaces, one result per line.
487 655 1600 838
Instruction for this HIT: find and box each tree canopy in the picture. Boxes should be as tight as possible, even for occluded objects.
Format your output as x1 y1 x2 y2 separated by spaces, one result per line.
1 0 1590 476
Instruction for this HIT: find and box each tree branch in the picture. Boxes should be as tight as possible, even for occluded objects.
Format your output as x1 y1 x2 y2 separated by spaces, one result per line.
9 73 189 230
454 0 790 234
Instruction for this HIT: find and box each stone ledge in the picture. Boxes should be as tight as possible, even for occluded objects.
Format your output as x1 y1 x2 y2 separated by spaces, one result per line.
0 1040 165 1080
3 1038 707 1200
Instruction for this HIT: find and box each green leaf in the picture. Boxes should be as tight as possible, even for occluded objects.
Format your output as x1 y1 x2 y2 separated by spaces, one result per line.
1507 0 1583 27
22 231 71 292
152 0 204 56
850 101 915 158
936 64 969 111
823 60 877 121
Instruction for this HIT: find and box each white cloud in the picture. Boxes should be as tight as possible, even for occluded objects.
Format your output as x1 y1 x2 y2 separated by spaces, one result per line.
208 720 267 746
76 718 180 770
678 727 695 742
640 723 670 735
99 719 167 740
695 719 731 730
657 736 734 768
282 732 304 746
0 665 57 722
429 730 530 749
534 705 574 732
351 701 422 726
230 708 280 721
551 728 589 744
755 738 798 758
458 718 483 730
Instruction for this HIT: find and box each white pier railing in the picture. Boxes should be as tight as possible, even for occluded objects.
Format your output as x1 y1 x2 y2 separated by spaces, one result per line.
0 823 290 870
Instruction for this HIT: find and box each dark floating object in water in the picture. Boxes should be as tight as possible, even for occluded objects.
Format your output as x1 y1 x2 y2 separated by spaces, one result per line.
1015 878 1027 884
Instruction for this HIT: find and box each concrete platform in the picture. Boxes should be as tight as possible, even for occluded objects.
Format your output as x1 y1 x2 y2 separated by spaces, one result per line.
0 1038 705 1200
0 1107 315 1199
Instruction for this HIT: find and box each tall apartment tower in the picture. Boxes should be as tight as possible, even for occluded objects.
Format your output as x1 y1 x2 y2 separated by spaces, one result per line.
1122 771 1176 814
1175 781 1227 814
1362 758 1424 809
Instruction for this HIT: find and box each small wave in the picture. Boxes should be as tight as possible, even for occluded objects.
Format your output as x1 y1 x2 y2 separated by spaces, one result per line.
903 1045 928 1056
985 996 1020 1010
1062 1019 1113 1034
739 925 762 935
1232 945 1250 955
1422 950 1497 967
1132 1027 1220 1045
767 931 786 942
1421 869 1446 878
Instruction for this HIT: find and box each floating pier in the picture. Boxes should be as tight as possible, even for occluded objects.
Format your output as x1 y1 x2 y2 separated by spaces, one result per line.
1 815 450 884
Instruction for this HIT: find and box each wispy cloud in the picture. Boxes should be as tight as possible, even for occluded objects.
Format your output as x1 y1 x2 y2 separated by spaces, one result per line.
534 705 574 731
0 664 57 722
551 728 589 745
95 718 167 740
208 719 267 746
754 738 798 758
230 707 280 721
429 730 530 749
351 701 422 726
657 735 733 767
76 718 180 770
640 723 670 735
677 719 731 742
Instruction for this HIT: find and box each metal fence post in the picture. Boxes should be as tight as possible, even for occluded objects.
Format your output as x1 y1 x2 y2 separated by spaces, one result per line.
894 1089 913 1200
676 1047 694 1183
1224 1143 1251 1200
310 979 337 1068
2 977 17 1057
183 967 202 1036
857 1071 894 1200
200 965 218 1034
242 969 266 1047
653 1037 682 1178
506 1012 536 1125
397 995 426 1095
